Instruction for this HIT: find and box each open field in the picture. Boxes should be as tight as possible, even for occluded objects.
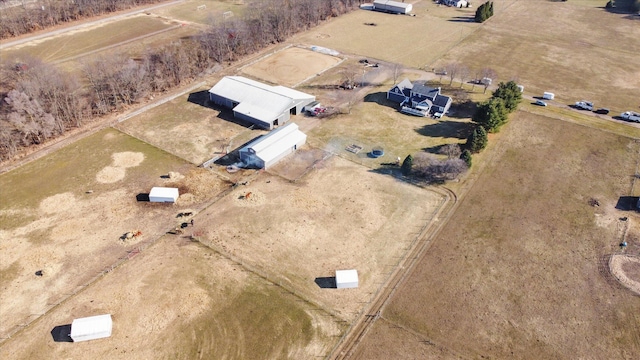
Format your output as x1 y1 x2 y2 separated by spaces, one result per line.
352 112 640 359
432 0 640 115
151 0 249 25
293 2 479 68
115 84 266 165
0 128 228 340
0 235 344 359
2 15 176 63
240 46 344 87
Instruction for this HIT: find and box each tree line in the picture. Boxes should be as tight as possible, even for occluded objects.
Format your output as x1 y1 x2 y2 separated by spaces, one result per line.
0 0 366 161
0 0 166 39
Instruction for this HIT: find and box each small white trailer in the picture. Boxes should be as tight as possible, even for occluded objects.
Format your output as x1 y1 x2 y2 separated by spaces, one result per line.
70 314 112 342
336 269 359 289
542 92 555 100
149 187 179 203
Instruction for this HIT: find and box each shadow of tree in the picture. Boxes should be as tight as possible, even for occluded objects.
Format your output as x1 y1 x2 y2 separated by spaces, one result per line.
416 120 474 140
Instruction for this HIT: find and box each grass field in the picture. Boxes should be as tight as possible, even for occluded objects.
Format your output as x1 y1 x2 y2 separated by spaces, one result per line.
0 236 344 359
0 128 227 340
151 0 249 25
352 112 640 359
293 3 479 68
3 15 175 63
432 0 640 115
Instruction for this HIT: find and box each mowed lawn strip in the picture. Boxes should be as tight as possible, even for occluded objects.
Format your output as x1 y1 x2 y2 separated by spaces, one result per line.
371 112 640 359
3 15 173 63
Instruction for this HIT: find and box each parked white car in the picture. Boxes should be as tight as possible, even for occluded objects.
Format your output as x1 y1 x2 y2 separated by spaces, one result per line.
621 111 640 122
575 101 594 111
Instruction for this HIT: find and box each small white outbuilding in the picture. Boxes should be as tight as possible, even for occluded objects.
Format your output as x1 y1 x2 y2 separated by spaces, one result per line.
149 187 179 203
70 314 112 342
335 269 359 289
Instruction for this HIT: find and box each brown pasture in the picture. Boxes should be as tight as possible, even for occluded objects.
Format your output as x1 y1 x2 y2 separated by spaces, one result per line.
352 112 640 359
0 128 227 340
431 0 640 115
240 46 343 87
293 1 480 68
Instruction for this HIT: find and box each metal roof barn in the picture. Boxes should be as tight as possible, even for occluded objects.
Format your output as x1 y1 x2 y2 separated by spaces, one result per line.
336 269 359 289
70 314 112 342
239 122 306 170
209 76 315 129
149 187 179 203
373 0 413 14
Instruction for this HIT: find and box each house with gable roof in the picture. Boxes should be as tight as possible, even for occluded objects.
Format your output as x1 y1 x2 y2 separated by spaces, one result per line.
387 79 452 117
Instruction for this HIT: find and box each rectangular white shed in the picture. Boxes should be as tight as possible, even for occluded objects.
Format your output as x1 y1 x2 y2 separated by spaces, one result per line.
239 122 306 170
149 187 179 203
70 314 112 342
336 269 359 289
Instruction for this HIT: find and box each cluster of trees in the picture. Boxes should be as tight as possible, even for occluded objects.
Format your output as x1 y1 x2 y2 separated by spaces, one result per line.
0 0 367 160
464 80 521 158
472 80 521 133
0 0 165 39
400 144 469 182
475 1 494 23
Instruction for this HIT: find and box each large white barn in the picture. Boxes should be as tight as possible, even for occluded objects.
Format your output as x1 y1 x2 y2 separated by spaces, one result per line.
239 122 306 170
373 0 412 14
209 76 315 130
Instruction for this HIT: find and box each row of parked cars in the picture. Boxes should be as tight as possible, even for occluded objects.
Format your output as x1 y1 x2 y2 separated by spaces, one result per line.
574 101 640 122
534 94 639 123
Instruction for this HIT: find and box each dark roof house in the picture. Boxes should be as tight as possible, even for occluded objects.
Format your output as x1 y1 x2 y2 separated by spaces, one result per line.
388 79 453 117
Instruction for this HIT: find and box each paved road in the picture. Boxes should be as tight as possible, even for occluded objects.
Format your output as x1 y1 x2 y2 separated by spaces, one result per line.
0 0 184 50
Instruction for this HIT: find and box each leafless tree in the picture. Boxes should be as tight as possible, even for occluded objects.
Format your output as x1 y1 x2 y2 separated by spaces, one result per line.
480 67 498 94
339 64 361 90
439 143 462 159
413 152 468 182
458 65 470 88
445 62 461 86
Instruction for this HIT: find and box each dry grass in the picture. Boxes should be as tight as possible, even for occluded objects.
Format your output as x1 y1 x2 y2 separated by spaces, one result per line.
151 0 249 25
0 128 226 340
353 112 640 359
293 3 479 68
3 15 174 63
0 238 344 360
432 0 640 114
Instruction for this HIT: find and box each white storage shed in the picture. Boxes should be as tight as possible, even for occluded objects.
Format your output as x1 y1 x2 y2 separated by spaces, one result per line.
70 314 112 342
239 122 306 170
149 187 179 203
373 0 413 14
335 269 359 289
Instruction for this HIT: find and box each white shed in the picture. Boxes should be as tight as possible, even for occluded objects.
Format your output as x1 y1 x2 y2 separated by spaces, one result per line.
149 187 179 203
239 122 306 170
70 314 112 342
373 0 412 14
335 269 359 289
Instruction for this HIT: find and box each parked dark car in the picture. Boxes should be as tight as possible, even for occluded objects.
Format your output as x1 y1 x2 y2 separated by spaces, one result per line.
594 108 610 115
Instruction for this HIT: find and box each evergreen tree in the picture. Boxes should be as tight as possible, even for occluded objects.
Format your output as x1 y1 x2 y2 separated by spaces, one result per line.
492 81 523 113
472 97 508 133
401 155 413 176
467 126 488 153
460 149 473 168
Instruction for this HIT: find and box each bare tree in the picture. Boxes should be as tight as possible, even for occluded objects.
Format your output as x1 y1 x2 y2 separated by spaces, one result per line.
339 64 360 90
413 152 468 182
480 67 498 94
458 65 470 88
445 62 461 86
439 143 462 159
